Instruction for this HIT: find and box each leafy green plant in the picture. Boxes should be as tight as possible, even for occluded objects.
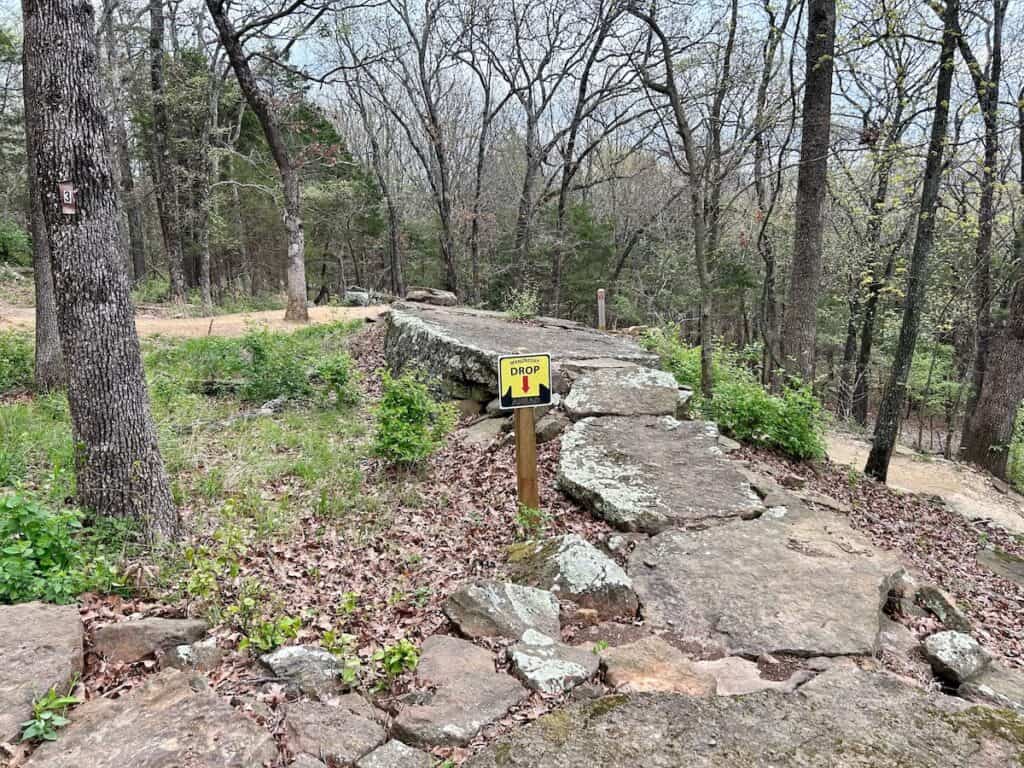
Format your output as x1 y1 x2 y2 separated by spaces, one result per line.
0 220 32 266
504 284 541 321
20 685 80 742
372 370 456 464
0 330 33 394
240 329 312 403
316 352 361 407
336 591 359 616
514 505 550 541
321 629 362 685
239 614 301 653
373 638 419 688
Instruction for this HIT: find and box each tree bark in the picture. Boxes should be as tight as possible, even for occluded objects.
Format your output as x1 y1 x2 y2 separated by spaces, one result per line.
149 0 186 302
780 0 836 382
23 70 64 392
23 0 179 539
206 0 308 321
865 0 959 482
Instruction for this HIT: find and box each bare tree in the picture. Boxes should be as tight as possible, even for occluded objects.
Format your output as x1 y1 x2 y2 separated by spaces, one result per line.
23 0 179 539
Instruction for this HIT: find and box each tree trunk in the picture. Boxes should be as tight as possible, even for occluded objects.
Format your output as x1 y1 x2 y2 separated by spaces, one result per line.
865 0 959 482
149 0 185 302
206 0 308 321
24 0 179 539
23 75 64 392
780 0 836 382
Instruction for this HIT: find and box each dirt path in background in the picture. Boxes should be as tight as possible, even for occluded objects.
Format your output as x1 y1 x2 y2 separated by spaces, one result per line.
0 304 387 337
828 431 1024 537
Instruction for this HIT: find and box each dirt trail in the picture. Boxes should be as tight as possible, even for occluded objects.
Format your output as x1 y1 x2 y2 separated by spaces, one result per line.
0 304 387 338
828 431 1024 537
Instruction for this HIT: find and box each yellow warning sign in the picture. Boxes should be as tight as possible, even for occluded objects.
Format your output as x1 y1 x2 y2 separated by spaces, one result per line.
498 353 552 409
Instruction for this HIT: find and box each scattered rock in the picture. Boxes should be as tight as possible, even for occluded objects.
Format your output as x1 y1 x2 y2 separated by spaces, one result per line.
630 512 901 658
356 740 435 768
922 631 990 685
443 580 560 641
290 755 327 768
159 637 223 673
917 584 972 632
692 656 812 696
507 534 638 619
976 547 1024 588
778 472 807 490
557 416 763 533
452 399 483 419
393 635 527 747
600 635 714 695
959 661 1024 713
535 413 569 444
795 489 852 514
285 698 386 765
877 616 920 659
0 602 83 742
717 435 742 453
25 670 277 767
405 287 458 306
563 368 684 420
676 388 693 419
93 617 208 665
458 418 506 447
465 665 1024 768
260 645 345 700
485 397 511 416
508 630 600 694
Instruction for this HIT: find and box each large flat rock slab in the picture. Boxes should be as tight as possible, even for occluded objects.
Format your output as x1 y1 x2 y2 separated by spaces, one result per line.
563 367 686 420
385 305 656 399
0 602 83 742
557 416 763 533
26 669 278 767
465 665 1024 767
629 511 901 657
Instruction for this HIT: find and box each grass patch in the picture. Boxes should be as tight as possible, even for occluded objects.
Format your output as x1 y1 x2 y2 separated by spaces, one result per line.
0 330 33 394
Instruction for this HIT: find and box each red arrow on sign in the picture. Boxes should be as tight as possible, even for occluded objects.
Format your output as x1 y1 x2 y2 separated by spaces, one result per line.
522 375 531 393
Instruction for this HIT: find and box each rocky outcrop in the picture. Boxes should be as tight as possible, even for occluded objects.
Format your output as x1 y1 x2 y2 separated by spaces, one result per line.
92 617 208 664
959 661 1024 713
599 636 714 695
507 534 638 619
384 305 656 400
557 416 763 533
158 638 223 673
25 670 277 767
508 630 600 694
443 580 561 641
392 635 527 747
629 511 902 658
465 665 1024 767
562 368 686 420
0 602 84 742
356 740 435 768
259 645 345 700
405 287 458 306
285 696 386 765
922 631 991 685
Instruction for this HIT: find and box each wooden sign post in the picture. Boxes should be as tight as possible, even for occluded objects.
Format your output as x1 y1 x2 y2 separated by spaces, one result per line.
597 288 606 330
498 353 552 510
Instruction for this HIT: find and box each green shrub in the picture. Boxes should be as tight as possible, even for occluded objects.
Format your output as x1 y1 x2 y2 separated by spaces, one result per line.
373 638 419 688
373 370 456 464
641 328 825 460
132 276 171 305
239 614 301 653
240 328 311 402
0 330 33 393
316 352 360 407
0 220 31 266
504 284 541 321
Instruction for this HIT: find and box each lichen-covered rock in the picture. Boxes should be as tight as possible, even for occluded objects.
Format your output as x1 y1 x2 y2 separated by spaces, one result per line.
458 418 506 447
392 635 527 747
959 661 1024 714
356 740 435 768
557 416 763 533
444 580 560 641
465 665 1024 768
507 534 638 619
916 585 972 632
260 645 344 700
630 511 902 658
285 698 385 765
384 305 656 400
508 630 600 694
599 636 714 695
922 631 991 685
25 670 277 767
536 413 569 444
158 637 223 673
563 368 684 420
93 617 208 664
405 287 458 306
0 602 83 742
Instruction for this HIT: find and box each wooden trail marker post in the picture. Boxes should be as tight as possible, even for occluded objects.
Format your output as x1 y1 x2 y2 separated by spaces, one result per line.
597 288 606 330
498 353 552 510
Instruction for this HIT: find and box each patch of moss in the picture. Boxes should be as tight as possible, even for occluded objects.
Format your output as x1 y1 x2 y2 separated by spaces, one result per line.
946 706 1024 765
493 741 513 767
506 541 538 563
587 694 629 719
538 709 575 745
